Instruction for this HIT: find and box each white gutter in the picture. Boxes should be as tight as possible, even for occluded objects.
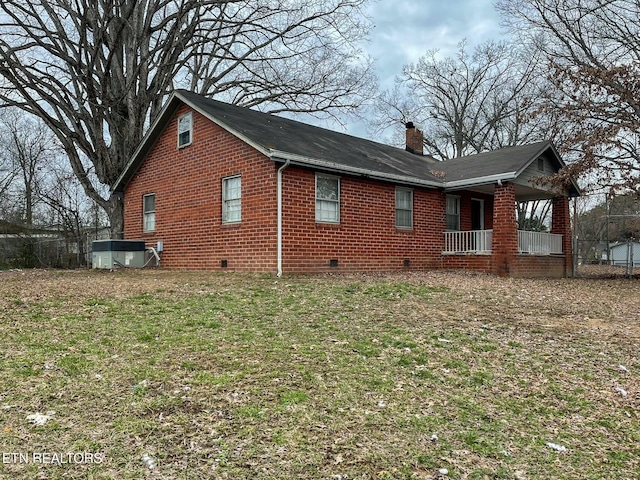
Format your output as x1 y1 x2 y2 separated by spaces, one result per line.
443 172 517 190
276 159 290 277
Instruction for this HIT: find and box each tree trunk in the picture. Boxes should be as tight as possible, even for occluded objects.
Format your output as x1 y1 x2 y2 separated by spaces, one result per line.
108 192 125 239
25 179 33 226
1 0 376 233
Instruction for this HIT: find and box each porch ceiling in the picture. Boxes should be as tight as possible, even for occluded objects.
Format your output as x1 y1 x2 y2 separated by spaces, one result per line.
447 183 561 201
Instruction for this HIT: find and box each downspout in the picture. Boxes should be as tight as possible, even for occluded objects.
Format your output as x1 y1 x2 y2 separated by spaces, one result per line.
277 159 290 277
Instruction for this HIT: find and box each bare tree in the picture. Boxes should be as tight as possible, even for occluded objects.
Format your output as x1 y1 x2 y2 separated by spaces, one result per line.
0 0 377 236
372 41 547 160
38 164 99 267
0 103 18 210
0 110 57 225
496 0 640 193
0 139 17 206
516 199 552 231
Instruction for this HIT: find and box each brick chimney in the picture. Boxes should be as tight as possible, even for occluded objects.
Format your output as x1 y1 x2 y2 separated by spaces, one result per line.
405 122 423 155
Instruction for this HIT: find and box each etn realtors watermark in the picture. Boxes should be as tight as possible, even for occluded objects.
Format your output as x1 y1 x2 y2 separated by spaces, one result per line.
2 452 104 465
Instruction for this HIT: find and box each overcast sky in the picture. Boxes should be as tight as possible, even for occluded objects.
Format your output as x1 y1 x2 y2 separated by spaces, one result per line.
340 0 503 139
366 1 501 85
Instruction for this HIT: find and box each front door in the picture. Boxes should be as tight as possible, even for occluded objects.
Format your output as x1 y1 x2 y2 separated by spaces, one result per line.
471 199 485 251
471 199 484 230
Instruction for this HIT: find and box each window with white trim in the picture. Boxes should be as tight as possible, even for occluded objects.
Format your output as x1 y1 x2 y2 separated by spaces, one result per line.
446 195 460 230
222 175 241 223
143 193 156 232
177 112 193 148
395 187 413 228
316 174 340 223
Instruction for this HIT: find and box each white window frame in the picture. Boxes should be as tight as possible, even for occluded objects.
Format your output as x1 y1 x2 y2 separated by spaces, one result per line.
395 187 413 229
446 195 460 231
143 193 156 232
222 175 242 223
177 112 193 148
315 174 340 223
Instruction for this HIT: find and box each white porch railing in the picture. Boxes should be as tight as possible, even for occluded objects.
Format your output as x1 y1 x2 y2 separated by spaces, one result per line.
443 229 493 253
443 229 563 255
518 230 563 254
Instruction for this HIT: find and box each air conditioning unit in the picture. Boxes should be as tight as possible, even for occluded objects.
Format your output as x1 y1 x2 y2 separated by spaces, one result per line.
92 240 146 269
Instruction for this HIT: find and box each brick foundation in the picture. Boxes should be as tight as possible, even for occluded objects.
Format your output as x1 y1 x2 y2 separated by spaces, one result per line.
512 255 568 278
442 254 492 272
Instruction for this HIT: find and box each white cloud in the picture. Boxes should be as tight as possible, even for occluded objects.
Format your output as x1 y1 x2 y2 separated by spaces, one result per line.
364 0 502 91
292 1 504 139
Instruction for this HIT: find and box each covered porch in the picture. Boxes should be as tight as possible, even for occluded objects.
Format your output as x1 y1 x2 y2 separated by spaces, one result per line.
432 141 580 277
440 182 575 278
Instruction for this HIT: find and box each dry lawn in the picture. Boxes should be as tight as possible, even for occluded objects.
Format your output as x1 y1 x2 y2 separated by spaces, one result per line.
0 269 638 479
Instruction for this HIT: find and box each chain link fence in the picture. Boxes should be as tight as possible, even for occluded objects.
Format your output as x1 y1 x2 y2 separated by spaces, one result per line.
574 237 638 278
0 229 110 269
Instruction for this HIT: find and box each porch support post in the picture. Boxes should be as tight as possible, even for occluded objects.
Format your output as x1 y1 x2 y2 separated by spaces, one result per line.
551 196 573 277
491 182 518 276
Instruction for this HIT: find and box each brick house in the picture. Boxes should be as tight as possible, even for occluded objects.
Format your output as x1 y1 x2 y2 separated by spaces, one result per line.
112 90 580 277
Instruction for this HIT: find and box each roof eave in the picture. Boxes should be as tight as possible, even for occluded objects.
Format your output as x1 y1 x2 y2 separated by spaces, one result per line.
512 141 560 178
270 150 442 189
112 92 182 193
112 90 275 194
443 172 517 190
511 142 582 197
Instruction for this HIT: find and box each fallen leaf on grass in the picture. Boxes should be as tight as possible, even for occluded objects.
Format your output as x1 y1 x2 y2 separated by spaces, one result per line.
25 411 55 426
615 386 628 397
546 442 567 452
142 453 156 470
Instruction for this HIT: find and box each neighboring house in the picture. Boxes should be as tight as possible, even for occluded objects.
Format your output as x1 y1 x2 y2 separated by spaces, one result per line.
113 90 580 277
0 220 60 267
606 241 640 267
0 220 112 268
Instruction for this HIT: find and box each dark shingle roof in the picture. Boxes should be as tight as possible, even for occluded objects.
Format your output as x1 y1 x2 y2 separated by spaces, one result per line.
113 90 578 196
175 90 442 185
435 142 557 183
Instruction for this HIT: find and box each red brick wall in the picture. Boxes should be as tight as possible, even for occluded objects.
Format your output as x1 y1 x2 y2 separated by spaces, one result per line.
124 105 279 271
512 256 568 278
551 196 573 276
123 106 572 277
442 254 492 272
124 105 449 272
491 182 518 276
280 167 445 272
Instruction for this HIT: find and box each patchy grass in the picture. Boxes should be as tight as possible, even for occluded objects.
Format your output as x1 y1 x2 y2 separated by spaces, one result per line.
0 269 638 479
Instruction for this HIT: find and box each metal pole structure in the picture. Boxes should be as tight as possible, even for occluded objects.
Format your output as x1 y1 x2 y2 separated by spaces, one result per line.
573 235 578 277
627 237 633 278
606 193 611 266
572 198 578 277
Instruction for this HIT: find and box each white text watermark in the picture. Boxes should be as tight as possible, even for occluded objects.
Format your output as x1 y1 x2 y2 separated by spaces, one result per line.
2 452 105 465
